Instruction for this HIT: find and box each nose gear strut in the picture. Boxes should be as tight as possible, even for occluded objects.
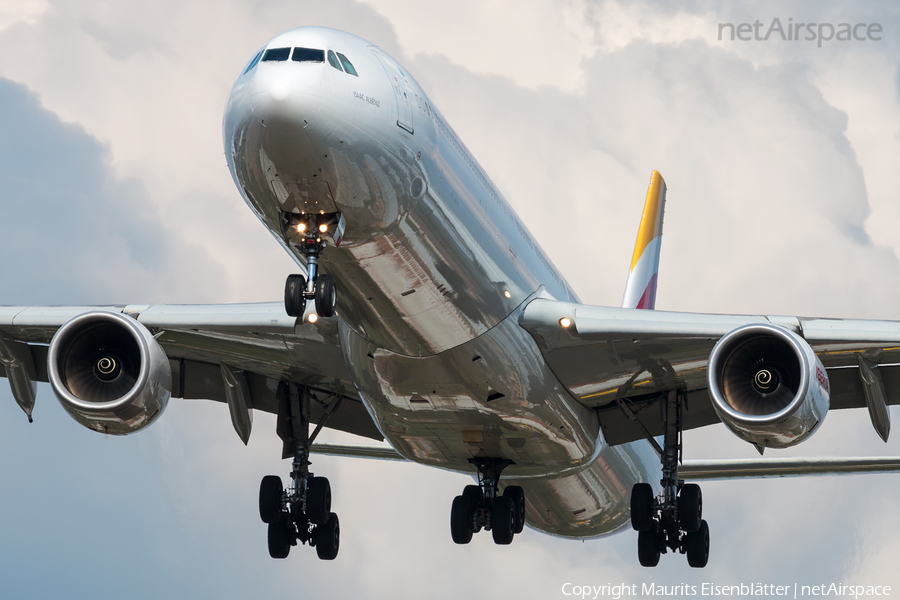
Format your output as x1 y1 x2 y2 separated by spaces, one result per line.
283 212 344 319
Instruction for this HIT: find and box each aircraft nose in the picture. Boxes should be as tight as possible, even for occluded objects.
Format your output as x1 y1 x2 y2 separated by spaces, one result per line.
249 65 323 138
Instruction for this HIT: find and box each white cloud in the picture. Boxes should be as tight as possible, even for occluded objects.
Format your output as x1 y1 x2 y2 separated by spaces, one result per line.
359 0 597 92
1 0 900 595
0 0 47 33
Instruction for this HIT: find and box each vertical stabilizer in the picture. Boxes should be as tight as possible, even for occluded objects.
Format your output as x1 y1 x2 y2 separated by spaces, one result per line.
622 171 667 310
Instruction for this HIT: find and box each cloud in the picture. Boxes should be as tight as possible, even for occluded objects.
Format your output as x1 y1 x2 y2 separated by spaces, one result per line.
0 77 228 305
410 35 900 320
0 0 405 304
1 0 900 596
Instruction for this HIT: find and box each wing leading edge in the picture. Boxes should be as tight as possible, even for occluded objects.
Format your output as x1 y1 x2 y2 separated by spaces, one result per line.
519 298 900 446
0 303 383 442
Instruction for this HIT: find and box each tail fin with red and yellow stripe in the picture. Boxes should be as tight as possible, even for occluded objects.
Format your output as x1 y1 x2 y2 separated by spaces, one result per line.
622 171 667 310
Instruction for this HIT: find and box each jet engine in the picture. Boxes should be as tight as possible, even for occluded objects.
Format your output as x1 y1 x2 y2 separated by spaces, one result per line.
48 311 171 435
707 323 829 450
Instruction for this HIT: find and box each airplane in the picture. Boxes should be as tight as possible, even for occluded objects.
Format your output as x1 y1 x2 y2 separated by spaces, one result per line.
3 25 900 569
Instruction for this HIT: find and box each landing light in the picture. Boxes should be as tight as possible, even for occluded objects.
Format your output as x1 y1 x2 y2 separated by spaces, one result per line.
308 313 319 323
296 223 307 232
559 317 572 328
318 224 328 233
504 291 511 299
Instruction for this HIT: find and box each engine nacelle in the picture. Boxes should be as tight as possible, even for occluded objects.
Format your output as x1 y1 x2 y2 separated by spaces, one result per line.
707 323 829 450
48 311 171 435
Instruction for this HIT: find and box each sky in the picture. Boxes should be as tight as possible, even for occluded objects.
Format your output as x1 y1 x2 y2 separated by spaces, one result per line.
1 0 900 597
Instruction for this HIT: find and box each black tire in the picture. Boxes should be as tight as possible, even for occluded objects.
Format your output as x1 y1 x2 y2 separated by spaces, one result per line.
491 496 515 545
462 485 482 503
259 475 283 524
316 512 340 560
284 274 307 317
307 476 332 526
631 483 654 532
315 273 337 318
504 486 526 534
685 519 710 568
637 520 660 567
450 495 474 544
678 484 702 533
461 486 483 532
267 515 292 559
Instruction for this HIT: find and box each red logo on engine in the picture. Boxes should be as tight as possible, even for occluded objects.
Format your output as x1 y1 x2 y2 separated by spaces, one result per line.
816 366 829 392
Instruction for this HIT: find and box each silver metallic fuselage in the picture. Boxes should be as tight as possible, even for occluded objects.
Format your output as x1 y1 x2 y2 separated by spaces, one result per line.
224 27 658 537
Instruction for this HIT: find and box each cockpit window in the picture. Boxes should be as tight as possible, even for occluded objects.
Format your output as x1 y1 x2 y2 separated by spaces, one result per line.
242 49 265 75
292 48 325 62
327 50 343 71
262 47 291 62
336 53 358 77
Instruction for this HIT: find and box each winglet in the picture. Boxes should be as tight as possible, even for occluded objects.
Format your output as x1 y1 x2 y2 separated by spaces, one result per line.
622 171 667 310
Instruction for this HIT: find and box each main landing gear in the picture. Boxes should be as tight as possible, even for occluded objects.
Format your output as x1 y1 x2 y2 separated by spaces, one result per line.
259 382 343 560
450 458 526 546
630 390 709 568
284 213 339 319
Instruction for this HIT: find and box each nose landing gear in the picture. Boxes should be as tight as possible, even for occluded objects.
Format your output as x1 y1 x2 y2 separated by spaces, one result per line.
630 390 710 568
450 458 526 546
283 212 344 319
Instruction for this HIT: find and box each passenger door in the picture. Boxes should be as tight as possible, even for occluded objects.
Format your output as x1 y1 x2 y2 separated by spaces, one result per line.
372 50 414 134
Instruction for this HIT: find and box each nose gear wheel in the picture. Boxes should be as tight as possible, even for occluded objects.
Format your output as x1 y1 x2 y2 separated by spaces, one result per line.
283 212 341 319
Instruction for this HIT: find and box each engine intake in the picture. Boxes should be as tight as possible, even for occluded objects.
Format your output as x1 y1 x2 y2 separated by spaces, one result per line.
707 323 829 449
48 311 171 435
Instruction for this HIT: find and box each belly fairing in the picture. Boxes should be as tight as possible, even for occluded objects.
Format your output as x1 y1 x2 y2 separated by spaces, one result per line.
339 299 603 478
341 301 661 537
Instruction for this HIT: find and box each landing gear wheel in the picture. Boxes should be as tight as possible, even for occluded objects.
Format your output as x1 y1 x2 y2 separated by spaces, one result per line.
450 495 474 544
637 520 660 567
462 484 482 503
284 274 307 317
316 512 340 560
315 274 337 318
685 520 709 568
461 485 483 533
491 496 515 545
678 484 702 533
267 514 292 559
307 476 332 526
504 486 525 534
631 483 654 532
259 475 284 524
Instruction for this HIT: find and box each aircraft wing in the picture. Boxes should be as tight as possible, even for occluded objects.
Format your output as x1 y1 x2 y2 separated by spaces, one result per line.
519 298 900 446
0 303 383 442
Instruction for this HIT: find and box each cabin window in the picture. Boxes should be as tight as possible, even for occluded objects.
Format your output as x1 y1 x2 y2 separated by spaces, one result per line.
327 50 343 71
262 47 291 62
336 52 358 76
242 49 264 74
292 47 325 62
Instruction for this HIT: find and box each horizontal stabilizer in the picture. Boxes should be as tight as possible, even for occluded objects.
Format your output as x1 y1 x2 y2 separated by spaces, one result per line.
681 456 900 480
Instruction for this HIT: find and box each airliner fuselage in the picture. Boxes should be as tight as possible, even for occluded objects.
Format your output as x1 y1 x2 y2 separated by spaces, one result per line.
224 27 657 537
